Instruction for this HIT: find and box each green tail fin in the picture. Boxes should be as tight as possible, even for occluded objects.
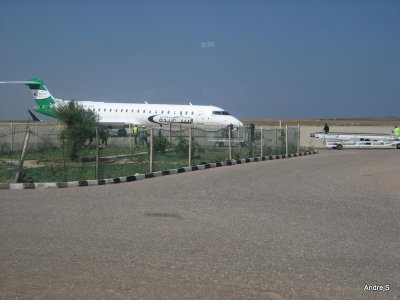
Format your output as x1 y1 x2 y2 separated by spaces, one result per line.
25 78 57 117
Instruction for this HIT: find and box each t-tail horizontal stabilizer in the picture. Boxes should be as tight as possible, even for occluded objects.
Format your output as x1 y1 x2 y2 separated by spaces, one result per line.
0 80 41 86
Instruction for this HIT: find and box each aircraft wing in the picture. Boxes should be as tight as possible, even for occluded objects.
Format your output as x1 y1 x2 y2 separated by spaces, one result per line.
28 109 42 122
97 118 142 127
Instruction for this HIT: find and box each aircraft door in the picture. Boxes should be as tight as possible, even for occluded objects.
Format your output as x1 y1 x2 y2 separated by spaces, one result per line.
196 113 204 124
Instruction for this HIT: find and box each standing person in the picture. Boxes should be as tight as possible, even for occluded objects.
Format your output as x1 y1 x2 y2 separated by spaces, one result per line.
100 127 109 147
139 126 148 146
393 125 400 137
158 124 163 137
132 124 139 145
143 126 149 146
323 123 330 134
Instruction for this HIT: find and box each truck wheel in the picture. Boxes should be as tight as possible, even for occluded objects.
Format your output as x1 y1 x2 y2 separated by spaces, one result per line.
396 144 400 149
117 128 127 137
336 144 343 150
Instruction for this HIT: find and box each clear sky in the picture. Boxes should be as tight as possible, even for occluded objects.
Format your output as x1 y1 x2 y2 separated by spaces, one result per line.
0 0 399 121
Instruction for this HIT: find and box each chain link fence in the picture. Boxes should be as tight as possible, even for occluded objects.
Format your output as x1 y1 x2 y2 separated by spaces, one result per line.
0 122 302 184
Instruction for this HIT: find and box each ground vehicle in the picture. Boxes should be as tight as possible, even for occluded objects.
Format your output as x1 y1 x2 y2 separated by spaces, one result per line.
310 132 400 150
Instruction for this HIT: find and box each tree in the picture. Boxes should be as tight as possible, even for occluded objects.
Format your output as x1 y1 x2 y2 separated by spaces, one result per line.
57 101 98 161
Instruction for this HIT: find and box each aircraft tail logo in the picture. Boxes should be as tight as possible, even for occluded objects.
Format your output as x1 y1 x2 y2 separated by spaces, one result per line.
25 78 55 104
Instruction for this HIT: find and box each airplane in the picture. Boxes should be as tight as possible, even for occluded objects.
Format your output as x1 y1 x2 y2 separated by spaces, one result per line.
0 77 243 129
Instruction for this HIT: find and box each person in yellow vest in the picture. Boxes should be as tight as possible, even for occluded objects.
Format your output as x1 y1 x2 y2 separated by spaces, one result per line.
132 124 139 145
393 125 400 137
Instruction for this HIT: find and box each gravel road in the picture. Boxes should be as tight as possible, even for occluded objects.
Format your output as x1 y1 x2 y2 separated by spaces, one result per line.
1 149 399 299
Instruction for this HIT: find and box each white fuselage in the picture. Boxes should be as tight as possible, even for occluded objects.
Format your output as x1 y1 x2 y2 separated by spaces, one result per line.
63 99 243 127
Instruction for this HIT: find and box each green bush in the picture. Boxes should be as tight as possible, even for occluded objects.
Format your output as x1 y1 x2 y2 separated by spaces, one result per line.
153 136 170 153
174 136 199 158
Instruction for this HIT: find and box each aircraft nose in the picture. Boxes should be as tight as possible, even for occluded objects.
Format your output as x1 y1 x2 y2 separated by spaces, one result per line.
226 117 243 127
230 118 243 127
233 118 243 127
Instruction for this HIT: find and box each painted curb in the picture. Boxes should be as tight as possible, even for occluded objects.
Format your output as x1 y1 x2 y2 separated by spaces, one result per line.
0 150 318 190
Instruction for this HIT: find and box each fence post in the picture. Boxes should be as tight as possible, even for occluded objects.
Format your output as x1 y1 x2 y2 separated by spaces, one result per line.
15 127 30 182
149 128 153 173
169 122 172 143
297 124 300 153
35 123 39 151
129 123 132 150
59 122 62 147
95 125 100 179
228 126 232 160
10 124 14 176
237 127 240 156
10 123 14 156
188 128 192 166
285 124 288 155
260 126 263 157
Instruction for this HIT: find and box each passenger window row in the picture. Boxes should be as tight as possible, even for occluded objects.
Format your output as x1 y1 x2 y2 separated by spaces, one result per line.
90 107 196 115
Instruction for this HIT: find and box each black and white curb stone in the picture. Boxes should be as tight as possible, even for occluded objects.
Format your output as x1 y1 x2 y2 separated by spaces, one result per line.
0 151 318 190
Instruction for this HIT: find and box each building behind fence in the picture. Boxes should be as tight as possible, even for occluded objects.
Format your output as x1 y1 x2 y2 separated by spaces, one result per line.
0 122 302 184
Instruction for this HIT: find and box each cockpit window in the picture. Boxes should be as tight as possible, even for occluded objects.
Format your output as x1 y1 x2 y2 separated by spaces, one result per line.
212 111 230 115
